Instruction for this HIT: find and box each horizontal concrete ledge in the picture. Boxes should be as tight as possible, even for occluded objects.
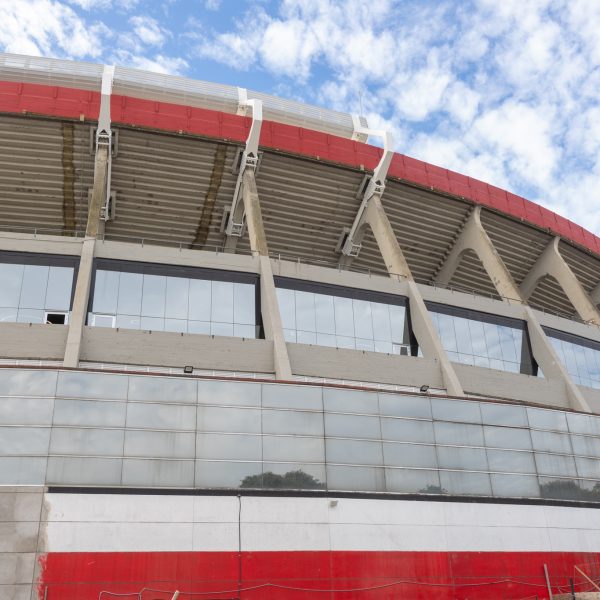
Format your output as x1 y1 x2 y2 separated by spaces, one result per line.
533 307 600 344
453 362 568 408
579 386 600 414
0 323 67 361
80 327 275 373
0 231 83 256
288 343 443 389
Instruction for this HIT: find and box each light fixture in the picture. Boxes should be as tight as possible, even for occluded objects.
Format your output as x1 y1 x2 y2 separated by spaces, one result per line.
183 366 193 374
419 384 430 393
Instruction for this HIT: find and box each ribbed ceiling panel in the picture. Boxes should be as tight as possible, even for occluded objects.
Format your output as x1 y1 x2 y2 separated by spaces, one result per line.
382 180 471 284
528 274 576 318
558 240 600 294
106 127 238 250
447 249 502 300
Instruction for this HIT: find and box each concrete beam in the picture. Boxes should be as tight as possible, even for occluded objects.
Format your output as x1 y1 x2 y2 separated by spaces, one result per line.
363 195 464 396
436 206 522 301
589 282 600 308
241 169 292 380
520 237 600 324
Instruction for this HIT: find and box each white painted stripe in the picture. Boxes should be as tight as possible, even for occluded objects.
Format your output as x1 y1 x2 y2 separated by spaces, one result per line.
42 493 600 553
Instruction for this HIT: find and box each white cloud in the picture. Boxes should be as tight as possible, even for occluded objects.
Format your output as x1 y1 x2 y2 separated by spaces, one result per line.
129 15 166 47
204 0 221 10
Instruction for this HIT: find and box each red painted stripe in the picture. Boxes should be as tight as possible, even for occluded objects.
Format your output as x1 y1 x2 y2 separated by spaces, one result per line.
1 79 598 257
38 550 600 600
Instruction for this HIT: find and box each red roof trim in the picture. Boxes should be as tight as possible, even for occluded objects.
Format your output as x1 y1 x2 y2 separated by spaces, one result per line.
1 80 597 257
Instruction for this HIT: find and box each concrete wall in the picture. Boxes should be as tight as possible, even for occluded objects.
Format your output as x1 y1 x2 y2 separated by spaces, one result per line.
79 327 275 373
0 324 67 361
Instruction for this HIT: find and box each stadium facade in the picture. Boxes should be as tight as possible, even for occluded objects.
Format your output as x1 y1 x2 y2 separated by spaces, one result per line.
2 53 600 599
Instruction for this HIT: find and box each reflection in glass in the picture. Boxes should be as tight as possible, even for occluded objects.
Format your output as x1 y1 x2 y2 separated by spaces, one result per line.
548 334 600 389
90 269 256 338
277 286 408 354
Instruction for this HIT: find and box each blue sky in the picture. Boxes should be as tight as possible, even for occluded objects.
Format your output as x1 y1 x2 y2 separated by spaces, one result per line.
1 0 600 233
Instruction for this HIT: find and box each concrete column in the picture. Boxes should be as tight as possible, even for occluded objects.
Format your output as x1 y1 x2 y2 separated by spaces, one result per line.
62 143 108 367
525 307 591 412
436 206 522 301
241 170 292 380
520 237 600 324
364 195 464 396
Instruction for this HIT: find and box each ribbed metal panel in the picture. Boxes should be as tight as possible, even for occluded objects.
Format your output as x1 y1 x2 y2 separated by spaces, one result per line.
0 53 102 91
558 240 600 294
383 180 471 284
106 127 238 249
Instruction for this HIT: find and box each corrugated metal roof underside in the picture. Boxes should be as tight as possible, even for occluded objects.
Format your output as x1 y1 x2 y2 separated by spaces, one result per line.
558 240 600 294
528 274 577 319
382 180 472 285
446 249 502 300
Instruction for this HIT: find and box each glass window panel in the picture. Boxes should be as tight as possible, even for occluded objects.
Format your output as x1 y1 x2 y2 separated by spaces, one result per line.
53 399 126 428
91 313 115 328
188 279 211 321
334 296 354 337
539 476 589 501
323 388 378 414
326 465 385 492
434 422 484 447
234 324 256 338
355 338 374 352
196 460 262 488
315 293 335 334
0 369 57 396
141 274 166 318
0 426 50 455
188 320 210 335
49 427 123 456
389 305 406 344
19 265 48 309
483 426 532 450
198 380 261 407
380 418 434 444
316 332 336 346
263 409 323 436
117 272 143 316
486 449 536 474
126 402 196 431
261 463 326 490
436 313 458 353
197 406 261 433
196 432 262 461
371 302 391 342
165 276 189 319
16 308 44 323
570 434 600 458
295 291 316 332
490 473 540 498
437 446 488 471
47 457 122 485
326 439 383 465
0 397 54 425
283 328 296 342
128 375 197 403
497 325 518 363
57 371 128 400
115 314 140 329
353 299 373 340
0 457 46 485
262 435 325 463
575 457 600 479
378 394 432 420
164 318 187 333
468 319 487 358
140 316 164 331
262 384 322 410
336 336 356 349
121 458 194 487
211 281 233 323
567 412 600 436
297 330 316 344
0 306 17 322
324 413 381 439
480 403 527 427
233 282 255 325
0 263 23 308
531 430 573 454
211 321 234 337
431 399 481 423
385 467 441 494
276 288 296 329
373 340 392 354
93 270 119 313
534 453 577 476
383 442 437 468
527 407 568 432
454 317 472 355
439 470 492 496
483 323 503 360
45 267 73 310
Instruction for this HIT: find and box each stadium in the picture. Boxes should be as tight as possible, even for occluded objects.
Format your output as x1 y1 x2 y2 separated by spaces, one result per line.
2 52 600 599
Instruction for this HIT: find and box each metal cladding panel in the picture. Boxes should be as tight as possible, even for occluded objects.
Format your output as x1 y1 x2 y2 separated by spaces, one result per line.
559 239 600 294
255 151 385 270
479 209 550 285
382 180 472 284
106 127 239 249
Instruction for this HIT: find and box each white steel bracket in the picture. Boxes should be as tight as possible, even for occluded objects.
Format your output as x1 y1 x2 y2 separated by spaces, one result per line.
225 89 263 238
96 65 115 222
341 127 394 257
